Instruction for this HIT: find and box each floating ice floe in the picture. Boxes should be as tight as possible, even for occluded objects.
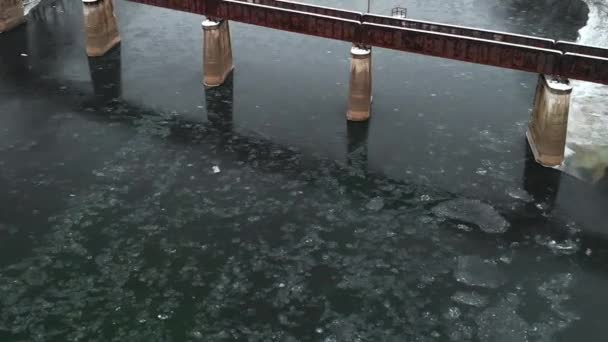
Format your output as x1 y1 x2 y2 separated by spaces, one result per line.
365 196 384 211
454 255 506 289
432 198 509 234
451 291 488 307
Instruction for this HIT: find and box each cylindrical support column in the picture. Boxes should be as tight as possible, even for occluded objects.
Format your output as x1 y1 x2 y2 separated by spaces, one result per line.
202 19 234 87
0 0 24 33
82 0 121 57
347 45 372 122
526 75 573 167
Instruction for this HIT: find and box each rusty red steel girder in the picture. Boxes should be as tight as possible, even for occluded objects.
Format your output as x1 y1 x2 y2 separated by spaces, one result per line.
218 0 360 41
134 0 211 15
361 23 559 75
556 41 608 59
125 0 608 84
241 0 360 21
362 14 556 49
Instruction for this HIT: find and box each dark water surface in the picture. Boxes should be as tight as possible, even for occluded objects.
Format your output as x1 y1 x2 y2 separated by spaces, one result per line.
1 0 608 341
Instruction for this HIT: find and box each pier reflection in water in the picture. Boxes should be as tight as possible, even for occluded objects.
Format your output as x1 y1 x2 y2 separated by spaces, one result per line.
206 74 234 133
346 121 369 170
88 46 123 101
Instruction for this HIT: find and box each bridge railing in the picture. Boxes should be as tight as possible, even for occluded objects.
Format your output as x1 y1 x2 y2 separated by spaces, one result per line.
129 0 212 15
556 41 608 59
219 0 360 42
232 0 361 21
362 14 556 49
124 0 608 84
362 22 560 75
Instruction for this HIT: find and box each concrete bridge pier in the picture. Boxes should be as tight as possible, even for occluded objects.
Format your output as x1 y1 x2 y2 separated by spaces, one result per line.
202 19 234 87
0 0 24 33
347 45 372 121
526 75 572 167
82 0 121 57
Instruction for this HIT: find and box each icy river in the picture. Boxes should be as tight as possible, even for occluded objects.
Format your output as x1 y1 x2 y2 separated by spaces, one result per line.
0 0 607 340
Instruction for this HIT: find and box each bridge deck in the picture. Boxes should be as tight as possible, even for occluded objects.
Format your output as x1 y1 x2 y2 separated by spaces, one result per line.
126 0 608 85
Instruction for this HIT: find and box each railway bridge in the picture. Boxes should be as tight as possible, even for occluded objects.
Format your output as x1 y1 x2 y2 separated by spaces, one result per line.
1 0 607 166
